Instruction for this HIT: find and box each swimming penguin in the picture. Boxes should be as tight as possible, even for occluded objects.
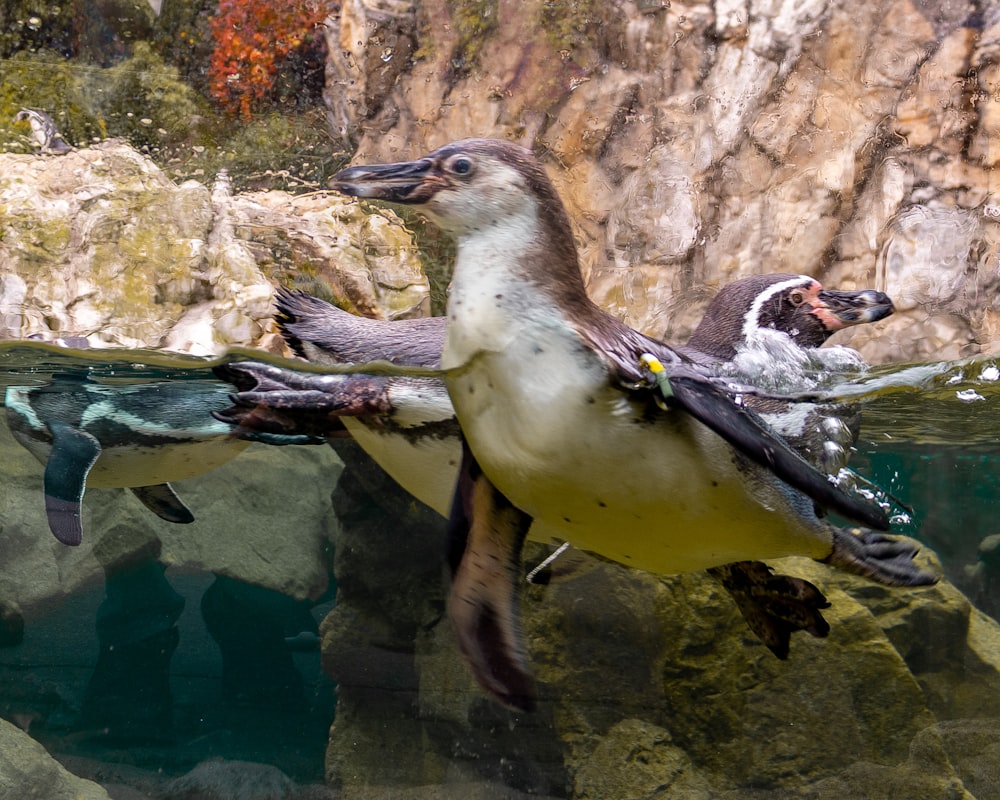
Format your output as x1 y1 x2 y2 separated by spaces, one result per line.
217 274 896 661
328 138 936 709
12 109 73 155
218 275 901 679
6 378 251 545
218 274 892 519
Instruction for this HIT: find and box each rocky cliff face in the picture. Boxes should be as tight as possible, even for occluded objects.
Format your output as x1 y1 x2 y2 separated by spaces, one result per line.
0 141 429 354
325 0 1000 363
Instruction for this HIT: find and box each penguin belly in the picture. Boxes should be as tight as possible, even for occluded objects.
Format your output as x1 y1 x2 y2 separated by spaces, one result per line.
341 417 460 517
82 437 251 487
447 329 835 576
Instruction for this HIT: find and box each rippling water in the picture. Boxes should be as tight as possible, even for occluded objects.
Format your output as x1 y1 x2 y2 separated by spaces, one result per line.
720 336 1000 575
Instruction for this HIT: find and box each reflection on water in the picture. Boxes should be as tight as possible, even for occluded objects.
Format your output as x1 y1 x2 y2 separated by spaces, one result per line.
2 340 1000 797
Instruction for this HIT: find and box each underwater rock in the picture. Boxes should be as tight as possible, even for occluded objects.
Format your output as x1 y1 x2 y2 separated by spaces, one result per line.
320 439 453 790
201 575 319 708
0 598 24 647
319 454 1000 797
0 716 111 799
80 538 185 743
572 719 715 799
0 141 429 354
934 719 1000 800
162 758 336 800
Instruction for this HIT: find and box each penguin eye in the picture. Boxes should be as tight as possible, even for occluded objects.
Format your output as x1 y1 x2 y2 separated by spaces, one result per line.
446 156 475 177
789 289 806 306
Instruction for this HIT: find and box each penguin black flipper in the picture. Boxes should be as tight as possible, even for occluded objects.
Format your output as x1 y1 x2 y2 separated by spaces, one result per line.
657 368 891 532
43 420 101 546
130 485 195 524
447 444 536 712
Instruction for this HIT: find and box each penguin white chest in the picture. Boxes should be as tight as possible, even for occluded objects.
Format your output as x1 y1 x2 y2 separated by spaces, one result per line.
444 297 832 574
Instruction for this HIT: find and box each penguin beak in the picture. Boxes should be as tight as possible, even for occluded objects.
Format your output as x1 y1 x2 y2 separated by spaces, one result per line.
812 289 895 331
331 158 443 204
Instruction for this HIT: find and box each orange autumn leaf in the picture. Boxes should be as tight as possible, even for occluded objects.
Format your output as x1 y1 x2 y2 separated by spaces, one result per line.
208 0 330 119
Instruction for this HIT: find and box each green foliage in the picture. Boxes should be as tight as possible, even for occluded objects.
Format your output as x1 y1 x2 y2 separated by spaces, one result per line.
0 1 79 60
167 110 350 192
152 0 217 96
392 209 455 316
85 41 207 149
0 5 340 197
539 0 603 56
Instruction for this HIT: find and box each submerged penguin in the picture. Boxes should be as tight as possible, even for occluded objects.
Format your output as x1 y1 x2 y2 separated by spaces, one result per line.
12 109 73 155
217 274 896 660
219 274 891 520
326 138 935 709
6 378 250 545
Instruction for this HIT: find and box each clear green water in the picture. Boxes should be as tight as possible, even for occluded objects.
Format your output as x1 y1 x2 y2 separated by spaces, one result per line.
2 340 1000 796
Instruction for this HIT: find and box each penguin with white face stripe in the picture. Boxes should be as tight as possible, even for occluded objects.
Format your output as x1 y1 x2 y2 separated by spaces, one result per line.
216 273 896 667
6 378 250 545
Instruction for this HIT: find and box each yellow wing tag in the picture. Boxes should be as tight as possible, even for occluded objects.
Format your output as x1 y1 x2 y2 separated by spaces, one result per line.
639 353 674 410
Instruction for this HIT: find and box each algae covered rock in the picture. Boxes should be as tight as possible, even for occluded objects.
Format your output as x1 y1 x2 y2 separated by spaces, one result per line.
572 719 714 800
0 716 110 800
0 141 429 353
320 468 1000 798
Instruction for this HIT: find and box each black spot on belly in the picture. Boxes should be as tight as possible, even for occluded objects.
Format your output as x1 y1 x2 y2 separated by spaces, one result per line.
468 385 475 395
585 395 595 404
533 345 544 355
596 500 607 507
495 293 503 300
711 480 718 487
562 516 572 523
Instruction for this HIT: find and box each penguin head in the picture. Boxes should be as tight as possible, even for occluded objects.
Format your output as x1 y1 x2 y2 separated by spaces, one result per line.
688 274 894 361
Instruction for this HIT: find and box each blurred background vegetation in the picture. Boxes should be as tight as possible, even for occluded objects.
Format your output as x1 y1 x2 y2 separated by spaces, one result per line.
0 0 347 191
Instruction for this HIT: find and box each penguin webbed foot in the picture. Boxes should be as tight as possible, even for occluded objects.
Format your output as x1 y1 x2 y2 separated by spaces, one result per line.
214 362 393 415
211 401 331 446
824 527 938 587
448 450 537 712
212 361 397 444
709 561 830 660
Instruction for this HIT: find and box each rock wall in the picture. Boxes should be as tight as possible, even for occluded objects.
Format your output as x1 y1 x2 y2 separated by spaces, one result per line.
0 141 430 354
325 0 1000 364
0 717 110 800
